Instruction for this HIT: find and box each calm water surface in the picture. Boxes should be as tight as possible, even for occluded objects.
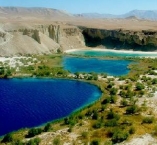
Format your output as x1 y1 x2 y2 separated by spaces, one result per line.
63 56 132 76
0 78 101 136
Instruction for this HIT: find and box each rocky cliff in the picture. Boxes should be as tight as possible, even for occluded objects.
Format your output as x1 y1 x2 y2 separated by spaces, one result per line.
2 22 157 56
0 23 85 56
82 28 157 50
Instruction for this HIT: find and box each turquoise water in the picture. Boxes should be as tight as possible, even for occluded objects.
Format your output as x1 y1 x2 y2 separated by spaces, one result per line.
63 56 132 76
68 49 157 57
0 78 101 136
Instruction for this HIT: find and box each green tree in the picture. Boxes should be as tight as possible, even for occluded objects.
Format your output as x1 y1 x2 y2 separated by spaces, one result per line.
90 140 100 145
44 123 51 132
152 78 157 84
27 128 42 138
136 82 145 91
126 105 139 114
110 87 118 95
112 129 129 143
121 99 128 106
0 67 4 75
92 110 98 120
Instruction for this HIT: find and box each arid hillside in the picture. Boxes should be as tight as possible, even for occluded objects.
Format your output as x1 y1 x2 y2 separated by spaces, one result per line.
1 7 157 56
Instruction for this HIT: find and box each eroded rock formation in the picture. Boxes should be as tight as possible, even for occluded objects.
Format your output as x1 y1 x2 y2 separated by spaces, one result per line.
23 29 41 44
0 24 85 56
82 28 157 50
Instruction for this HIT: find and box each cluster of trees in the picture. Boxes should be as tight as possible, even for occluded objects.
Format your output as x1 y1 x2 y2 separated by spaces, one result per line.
1 132 41 145
0 66 12 78
32 65 69 77
1 123 52 144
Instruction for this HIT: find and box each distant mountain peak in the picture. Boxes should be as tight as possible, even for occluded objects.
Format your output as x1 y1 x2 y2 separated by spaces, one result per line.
0 6 73 20
76 10 157 21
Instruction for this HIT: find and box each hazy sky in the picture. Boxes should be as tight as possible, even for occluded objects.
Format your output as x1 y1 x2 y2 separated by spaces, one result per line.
0 0 157 14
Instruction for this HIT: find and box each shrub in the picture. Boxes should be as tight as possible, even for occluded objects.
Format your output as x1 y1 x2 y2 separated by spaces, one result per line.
121 99 128 106
27 128 42 138
126 105 139 114
93 121 102 129
68 126 73 132
142 117 154 124
110 87 118 95
1 133 13 143
64 117 69 125
110 95 117 104
92 111 98 120
105 119 119 127
112 129 129 143
107 83 114 89
136 82 145 91
64 117 77 126
119 90 126 98
81 131 89 139
53 137 61 145
101 97 111 104
125 90 134 98
26 138 41 145
152 78 157 84
107 109 120 120
11 140 24 145
129 126 135 134
44 123 51 132
104 140 113 145
90 140 100 145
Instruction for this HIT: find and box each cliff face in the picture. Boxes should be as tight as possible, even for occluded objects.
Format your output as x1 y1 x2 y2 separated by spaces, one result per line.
0 24 85 56
23 29 41 44
82 28 157 50
20 24 85 50
2 22 157 56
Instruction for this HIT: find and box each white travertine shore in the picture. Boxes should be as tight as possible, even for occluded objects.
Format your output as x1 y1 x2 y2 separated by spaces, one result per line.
64 48 157 55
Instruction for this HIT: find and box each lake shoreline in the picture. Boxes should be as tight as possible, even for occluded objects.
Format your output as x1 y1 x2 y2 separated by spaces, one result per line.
64 47 157 56
0 78 102 137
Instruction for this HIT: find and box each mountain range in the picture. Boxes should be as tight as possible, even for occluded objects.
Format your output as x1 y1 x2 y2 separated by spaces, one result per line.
0 7 73 20
0 7 157 21
76 10 157 21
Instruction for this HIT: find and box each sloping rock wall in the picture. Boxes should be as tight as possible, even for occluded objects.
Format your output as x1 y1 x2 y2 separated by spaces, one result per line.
82 28 157 50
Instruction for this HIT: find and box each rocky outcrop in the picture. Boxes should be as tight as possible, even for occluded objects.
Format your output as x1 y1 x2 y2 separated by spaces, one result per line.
82 28 157 50
37 24 85 50
0 32 6 42
48 25 60 43
0 23 85 56
23 29 41 44
7 24 85 50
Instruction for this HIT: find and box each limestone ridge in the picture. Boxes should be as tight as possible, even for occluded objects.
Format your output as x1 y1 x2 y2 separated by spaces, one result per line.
21 24 84 48
23 29 41 44
0 7 73 20
0 24 85 56
82 28 157 50
48 25 60 43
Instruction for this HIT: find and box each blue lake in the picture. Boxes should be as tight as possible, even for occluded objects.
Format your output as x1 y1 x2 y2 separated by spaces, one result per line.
68 49 157 57
0 79 101 136
63 56 132 76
